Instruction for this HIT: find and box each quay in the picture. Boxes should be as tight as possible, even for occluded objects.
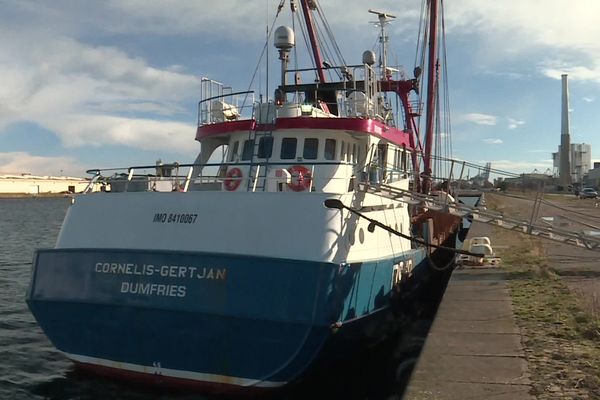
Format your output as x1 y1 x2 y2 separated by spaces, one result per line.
403 221 534 399
401 191 600 400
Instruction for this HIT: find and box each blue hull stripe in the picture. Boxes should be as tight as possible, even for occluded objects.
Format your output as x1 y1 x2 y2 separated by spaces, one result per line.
27 247 426 385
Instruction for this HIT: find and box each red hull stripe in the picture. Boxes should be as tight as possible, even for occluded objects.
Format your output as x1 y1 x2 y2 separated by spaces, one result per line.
195 117 413 148
67 353 285 394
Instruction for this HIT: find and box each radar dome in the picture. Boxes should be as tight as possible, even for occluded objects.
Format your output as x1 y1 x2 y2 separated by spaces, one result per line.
274 26 295 49
362 50 376 66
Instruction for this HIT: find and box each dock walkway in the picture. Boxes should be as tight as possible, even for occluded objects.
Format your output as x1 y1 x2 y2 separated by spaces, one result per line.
403 223 533 400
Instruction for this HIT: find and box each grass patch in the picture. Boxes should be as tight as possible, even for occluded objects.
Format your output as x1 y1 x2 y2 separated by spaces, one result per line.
494 229 600 398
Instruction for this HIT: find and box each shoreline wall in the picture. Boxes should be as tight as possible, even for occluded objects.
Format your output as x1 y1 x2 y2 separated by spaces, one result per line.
0 176 93 194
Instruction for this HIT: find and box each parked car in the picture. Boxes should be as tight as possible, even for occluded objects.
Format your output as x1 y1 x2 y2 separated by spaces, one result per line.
579 187 598 199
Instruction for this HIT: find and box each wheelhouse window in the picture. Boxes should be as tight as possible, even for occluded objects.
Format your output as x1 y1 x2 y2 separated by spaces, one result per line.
303 138 318 160
229 141 239 162
241 139 254 161
377 144 388 169
340 141 347 161
280 138 297 159
257 136 273 159
324 139 336 160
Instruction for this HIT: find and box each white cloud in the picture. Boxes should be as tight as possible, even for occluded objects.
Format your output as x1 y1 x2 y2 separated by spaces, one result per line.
104 1 267 37
441 1 600 82
583 96 595 103
0 152 87 176
489 159 553 176
6 1 600 86
540 63 600 84
445 1 600 47
45 114 197 154
479 69 529 80
0 32 201 151
1 0 600 177
463 113 497 126
507 117 525 130
103 0 418 39
482 138 503 144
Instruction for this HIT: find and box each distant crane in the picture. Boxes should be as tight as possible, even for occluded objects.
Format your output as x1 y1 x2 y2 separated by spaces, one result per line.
470 162 492 187
481 162 491 182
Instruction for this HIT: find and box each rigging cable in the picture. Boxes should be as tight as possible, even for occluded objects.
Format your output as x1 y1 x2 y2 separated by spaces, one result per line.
413 0 429 156
315 1 347 66
313 14 342 80
413 0 427 76
441 0 453 164
291 0 299 103
295 4 318 79
434 77 442 185
241 0 286 110
539 199 600 221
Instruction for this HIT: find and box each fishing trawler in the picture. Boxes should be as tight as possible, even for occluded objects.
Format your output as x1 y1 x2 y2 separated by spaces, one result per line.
27 0 466 393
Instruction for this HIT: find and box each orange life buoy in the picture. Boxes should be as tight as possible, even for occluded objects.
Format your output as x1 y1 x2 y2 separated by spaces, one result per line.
287 165 312 192
224 167 243 191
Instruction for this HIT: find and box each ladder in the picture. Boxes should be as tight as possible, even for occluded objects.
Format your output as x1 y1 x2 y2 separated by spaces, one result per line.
245 130 273 191
245 102 275 192
358 182 600 252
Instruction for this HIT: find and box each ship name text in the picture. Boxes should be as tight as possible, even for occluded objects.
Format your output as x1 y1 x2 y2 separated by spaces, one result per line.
94 262 227 298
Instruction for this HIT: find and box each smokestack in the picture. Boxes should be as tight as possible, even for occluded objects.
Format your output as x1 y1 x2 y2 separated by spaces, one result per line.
559 74 572 188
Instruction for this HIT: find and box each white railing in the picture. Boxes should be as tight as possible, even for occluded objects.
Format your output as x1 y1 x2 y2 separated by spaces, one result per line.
198 78 255 125
83 161 381 194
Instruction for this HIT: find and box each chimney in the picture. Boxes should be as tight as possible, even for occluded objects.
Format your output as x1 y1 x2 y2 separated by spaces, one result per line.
559 74 572 187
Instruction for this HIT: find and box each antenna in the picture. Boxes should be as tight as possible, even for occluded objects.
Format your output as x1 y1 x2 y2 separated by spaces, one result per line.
368 9 397 19
368 9 396 78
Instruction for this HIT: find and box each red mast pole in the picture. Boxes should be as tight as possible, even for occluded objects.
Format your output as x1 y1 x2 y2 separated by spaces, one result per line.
300 0 326 83
422 0 438 194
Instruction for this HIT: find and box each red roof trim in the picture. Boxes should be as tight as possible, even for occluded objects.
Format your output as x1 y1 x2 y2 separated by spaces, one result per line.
196 117 413 148
195 119 254 140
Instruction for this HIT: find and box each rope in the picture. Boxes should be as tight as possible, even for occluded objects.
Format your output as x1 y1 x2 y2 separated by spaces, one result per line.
326 199 484 258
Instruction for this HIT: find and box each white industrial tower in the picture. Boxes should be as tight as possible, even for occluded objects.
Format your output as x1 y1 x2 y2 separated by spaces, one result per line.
552 74 593 185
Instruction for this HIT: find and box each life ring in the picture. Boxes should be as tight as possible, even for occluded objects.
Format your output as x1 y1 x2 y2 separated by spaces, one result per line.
287 165 312 192
224 167 243 191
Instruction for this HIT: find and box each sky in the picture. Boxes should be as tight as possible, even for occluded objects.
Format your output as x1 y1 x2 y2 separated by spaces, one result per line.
0 0 599 179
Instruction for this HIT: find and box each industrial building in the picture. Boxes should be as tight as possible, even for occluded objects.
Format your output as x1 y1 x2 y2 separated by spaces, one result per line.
552 143 592 184
583 162 600 189
551 74 593 187
0 174 92 194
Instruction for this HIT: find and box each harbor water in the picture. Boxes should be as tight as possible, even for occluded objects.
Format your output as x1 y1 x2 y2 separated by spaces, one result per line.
0 198 208 400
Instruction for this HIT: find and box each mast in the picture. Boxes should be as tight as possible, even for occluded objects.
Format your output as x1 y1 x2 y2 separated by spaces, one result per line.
422 0 439 194
300 0 326 83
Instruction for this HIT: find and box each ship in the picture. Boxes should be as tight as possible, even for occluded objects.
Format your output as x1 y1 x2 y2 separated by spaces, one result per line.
27 0 467 394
